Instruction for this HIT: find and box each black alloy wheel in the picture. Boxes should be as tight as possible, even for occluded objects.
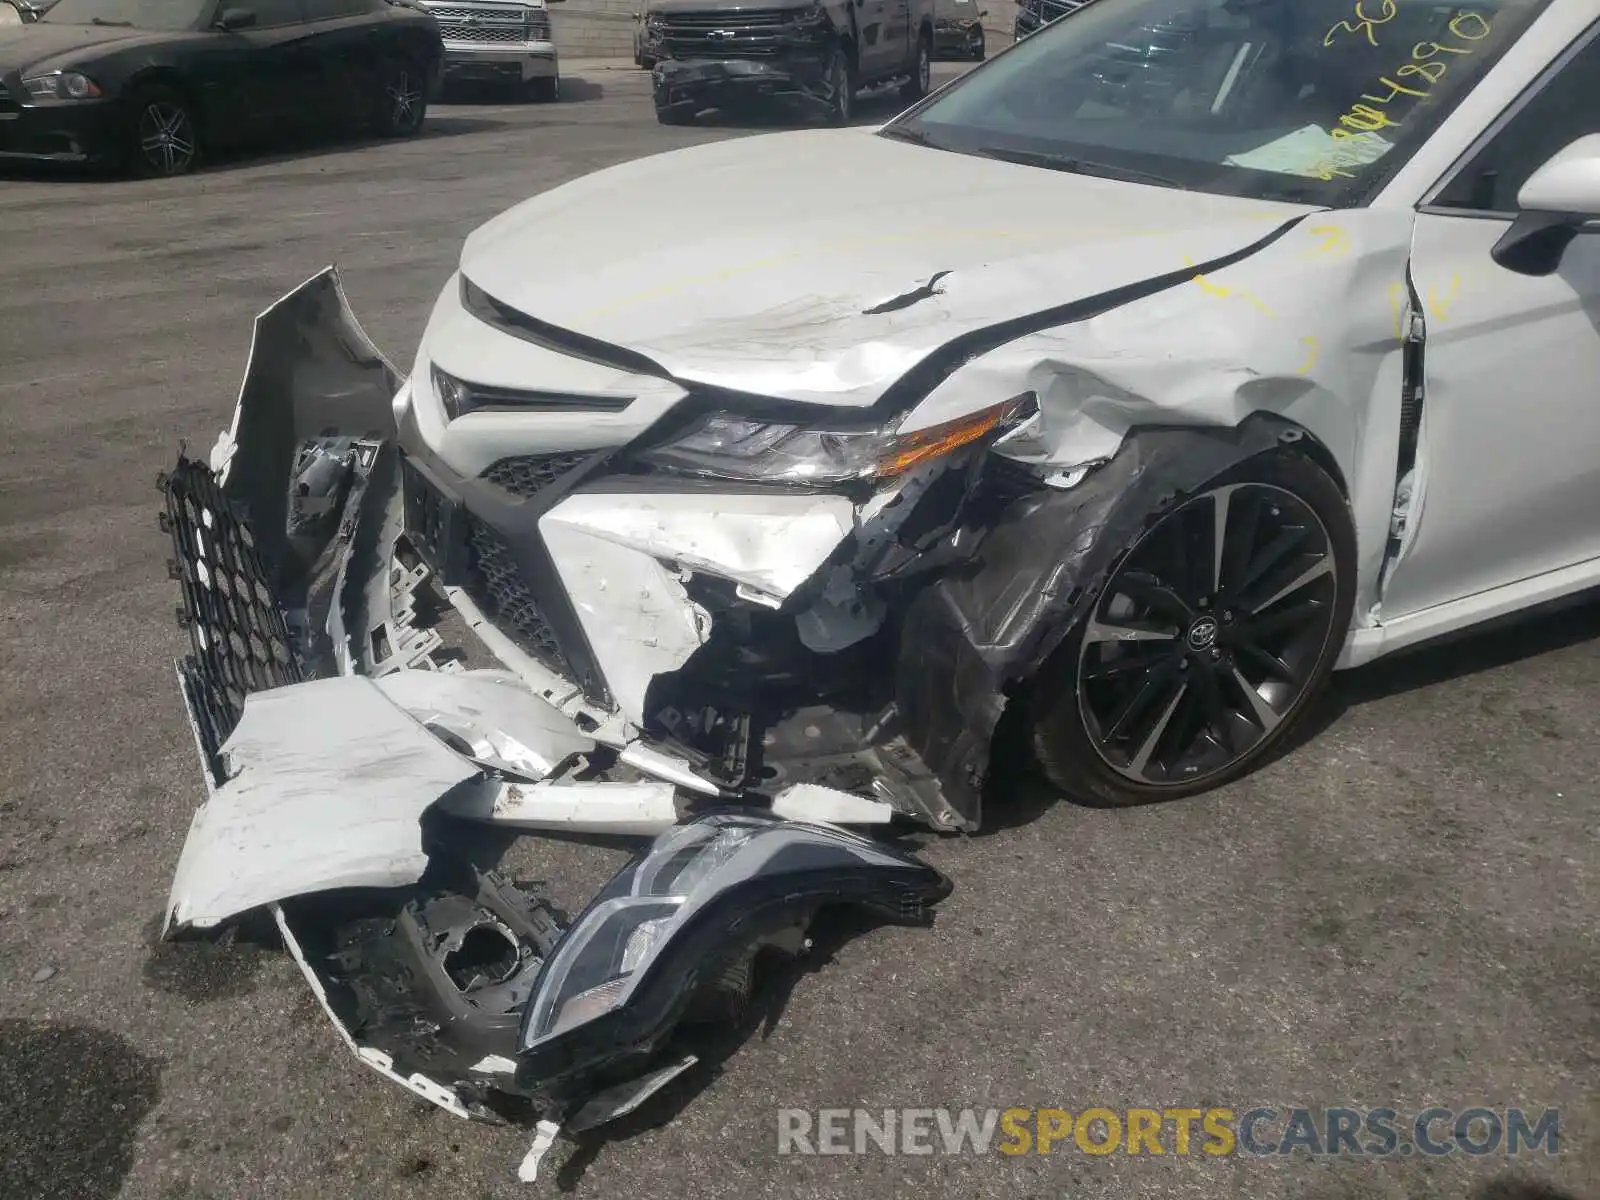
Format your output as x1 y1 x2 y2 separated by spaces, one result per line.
900 31 931 102
376 60 427 137
130 87 199 178
823 44 854 125
1031 452 1355 807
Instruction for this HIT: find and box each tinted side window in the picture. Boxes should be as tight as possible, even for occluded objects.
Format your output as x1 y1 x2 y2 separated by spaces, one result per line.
303 0 370 18
1434 29 1600 213
248 0 306 26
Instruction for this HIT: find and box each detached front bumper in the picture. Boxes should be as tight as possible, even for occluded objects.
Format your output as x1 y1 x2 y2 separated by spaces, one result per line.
158 268 957 1174
652 55 830 112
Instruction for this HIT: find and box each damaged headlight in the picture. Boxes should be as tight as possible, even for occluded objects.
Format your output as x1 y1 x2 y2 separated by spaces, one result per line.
515 811 950 1095
637 395 1032 485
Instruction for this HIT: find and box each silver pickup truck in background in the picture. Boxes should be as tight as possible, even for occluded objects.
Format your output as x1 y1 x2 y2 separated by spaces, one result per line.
414 0 562 100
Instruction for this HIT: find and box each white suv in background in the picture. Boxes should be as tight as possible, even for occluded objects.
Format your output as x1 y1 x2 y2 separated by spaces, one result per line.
415 0 561 100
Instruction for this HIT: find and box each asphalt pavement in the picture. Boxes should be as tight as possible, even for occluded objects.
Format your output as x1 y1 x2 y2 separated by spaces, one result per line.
0 63 1594 1200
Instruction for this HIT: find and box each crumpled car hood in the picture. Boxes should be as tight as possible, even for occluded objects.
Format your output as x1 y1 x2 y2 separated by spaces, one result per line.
458 128 1315 405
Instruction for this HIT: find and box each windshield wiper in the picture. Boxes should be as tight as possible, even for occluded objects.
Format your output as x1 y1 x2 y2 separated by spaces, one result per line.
878 126 933 147
90 17 135 24
971 145 1185 190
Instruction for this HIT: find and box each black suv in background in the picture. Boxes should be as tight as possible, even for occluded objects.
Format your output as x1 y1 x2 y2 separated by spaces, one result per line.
648 0 936 126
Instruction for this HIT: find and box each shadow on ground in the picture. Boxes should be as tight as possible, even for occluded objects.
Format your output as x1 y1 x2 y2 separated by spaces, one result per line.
549 906 897 1192
0 116 508 183
441 78 604 104
0 1019 162 1200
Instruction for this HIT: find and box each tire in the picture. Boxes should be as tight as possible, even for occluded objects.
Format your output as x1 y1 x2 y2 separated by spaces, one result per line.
526 73 560 103
126 85 200 178
822 43 854 125
373 59 427 137
900 31 931 103
1028 448 1356 808
655 100 696 125
969 27 985 60
639 54 656 69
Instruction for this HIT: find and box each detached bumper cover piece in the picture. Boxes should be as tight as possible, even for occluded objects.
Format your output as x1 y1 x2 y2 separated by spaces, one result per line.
164 675 480 934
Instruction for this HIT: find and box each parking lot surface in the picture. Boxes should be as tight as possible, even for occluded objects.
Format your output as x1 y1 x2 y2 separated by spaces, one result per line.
0 64 1594 1200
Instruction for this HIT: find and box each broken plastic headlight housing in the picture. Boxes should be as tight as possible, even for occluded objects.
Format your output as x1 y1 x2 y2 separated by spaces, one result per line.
637 395 1032 485
514 810 951 1097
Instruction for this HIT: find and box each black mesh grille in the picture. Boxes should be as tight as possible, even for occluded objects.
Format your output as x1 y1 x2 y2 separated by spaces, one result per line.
462 515 570 674
480 451 593 498
160 455 303 781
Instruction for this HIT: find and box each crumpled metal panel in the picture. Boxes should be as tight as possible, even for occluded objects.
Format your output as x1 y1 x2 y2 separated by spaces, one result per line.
895 417 1313 828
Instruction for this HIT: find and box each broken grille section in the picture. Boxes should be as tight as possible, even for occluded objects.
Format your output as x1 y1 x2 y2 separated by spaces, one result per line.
653 8 799 58
462 514 571 675
480 451 593 498
160 455 303 781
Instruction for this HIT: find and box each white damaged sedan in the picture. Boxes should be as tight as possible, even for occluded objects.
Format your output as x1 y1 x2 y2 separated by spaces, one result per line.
157 0 1600 1147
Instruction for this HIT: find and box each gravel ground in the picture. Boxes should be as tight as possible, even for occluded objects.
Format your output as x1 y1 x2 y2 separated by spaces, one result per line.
0 63 1594 1200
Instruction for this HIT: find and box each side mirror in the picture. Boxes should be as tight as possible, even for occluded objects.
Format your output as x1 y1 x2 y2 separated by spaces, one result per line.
979 7 988 14
1492 134 1600 277
216 6 257 29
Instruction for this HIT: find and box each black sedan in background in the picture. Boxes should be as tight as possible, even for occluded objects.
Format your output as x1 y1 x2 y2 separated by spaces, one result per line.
0 0 443 176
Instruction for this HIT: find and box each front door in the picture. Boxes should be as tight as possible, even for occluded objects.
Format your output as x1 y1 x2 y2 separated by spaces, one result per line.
1380 22 1600 620
853 0 897 78
232 0 324 134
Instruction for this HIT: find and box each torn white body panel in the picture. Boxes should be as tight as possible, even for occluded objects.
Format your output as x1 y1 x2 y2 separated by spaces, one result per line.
770 785 897 826
440 779 681 836
374 668 595 779
165 675 479 933
909 208 1421 636
537 519 711 727
543 490 856 603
